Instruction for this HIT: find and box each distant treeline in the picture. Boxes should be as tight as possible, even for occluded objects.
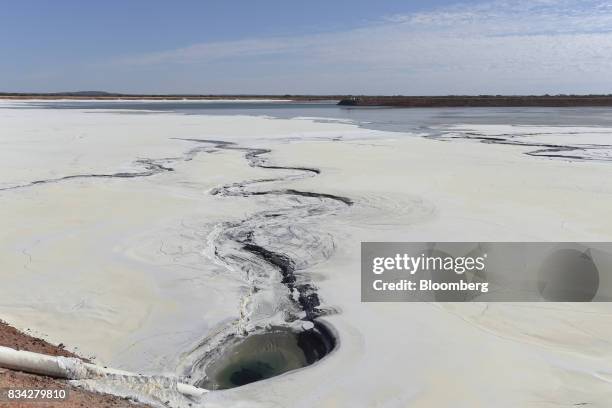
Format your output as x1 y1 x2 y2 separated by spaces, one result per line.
4 93 612 106
0 91 342 101
337 95 612 107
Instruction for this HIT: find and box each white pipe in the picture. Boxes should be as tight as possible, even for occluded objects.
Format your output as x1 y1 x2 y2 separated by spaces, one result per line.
0 346 208 398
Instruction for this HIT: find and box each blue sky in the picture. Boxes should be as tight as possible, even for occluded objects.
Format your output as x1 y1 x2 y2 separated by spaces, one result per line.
2 0 611 94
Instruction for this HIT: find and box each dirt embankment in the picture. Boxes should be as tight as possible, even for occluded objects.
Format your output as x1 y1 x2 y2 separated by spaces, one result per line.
337 95 612 107
0 321 149 408
0 92 342 101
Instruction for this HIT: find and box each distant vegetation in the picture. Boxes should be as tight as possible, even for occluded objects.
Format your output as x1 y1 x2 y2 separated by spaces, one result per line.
4 92 612 107
337 95 612 107
0 92 342 101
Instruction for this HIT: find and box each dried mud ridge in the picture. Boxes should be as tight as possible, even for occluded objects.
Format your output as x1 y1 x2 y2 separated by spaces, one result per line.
431 131 612 162
0 144 211 192
174 139 347 390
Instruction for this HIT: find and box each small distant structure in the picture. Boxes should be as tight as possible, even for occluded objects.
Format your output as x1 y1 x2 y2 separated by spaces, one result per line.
337 96 360 106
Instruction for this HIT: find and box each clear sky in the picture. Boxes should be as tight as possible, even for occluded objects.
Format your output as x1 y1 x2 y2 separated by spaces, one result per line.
2 0 611 95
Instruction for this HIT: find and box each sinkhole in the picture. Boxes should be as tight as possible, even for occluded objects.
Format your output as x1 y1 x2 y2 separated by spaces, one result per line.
197 321 335 390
